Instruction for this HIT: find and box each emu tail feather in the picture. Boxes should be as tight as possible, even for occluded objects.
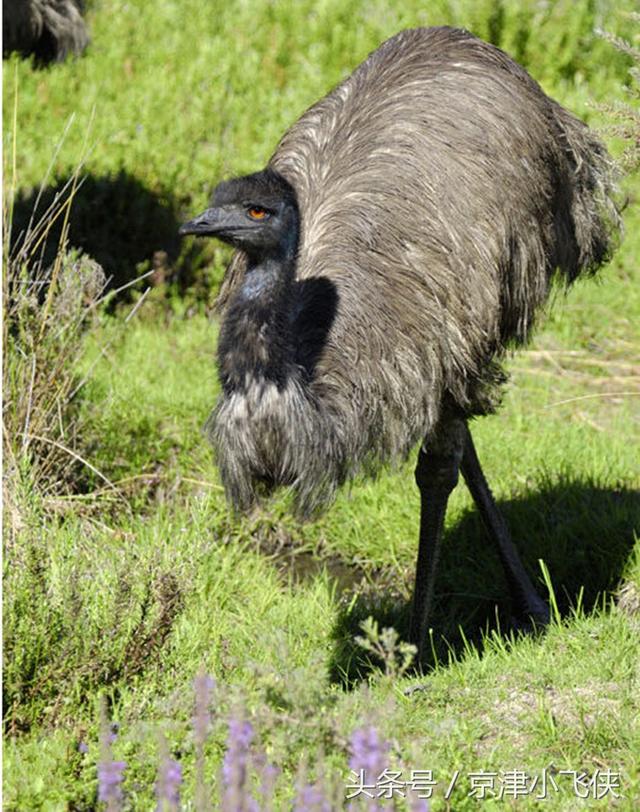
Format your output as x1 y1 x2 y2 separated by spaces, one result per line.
551 102 622 282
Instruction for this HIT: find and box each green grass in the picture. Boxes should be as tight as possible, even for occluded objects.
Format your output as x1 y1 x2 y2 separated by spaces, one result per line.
3 0 640 809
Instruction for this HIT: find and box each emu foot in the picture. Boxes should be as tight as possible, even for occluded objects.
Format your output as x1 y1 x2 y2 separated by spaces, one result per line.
508 597 550 635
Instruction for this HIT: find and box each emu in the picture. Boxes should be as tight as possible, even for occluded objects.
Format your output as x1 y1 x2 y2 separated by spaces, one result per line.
3 0 88 64
180 27 619 660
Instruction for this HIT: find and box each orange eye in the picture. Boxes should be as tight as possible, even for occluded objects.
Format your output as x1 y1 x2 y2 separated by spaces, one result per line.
248 206 268 220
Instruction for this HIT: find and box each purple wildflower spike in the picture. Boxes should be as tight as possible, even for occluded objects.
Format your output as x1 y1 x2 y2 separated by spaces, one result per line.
97 759 126 808
221 717 258 811
98 700 126 811
349 725 389 777
156 755 182 811
348 725 390 811
294 781 332 812
193 673 215 747
254 752 280 811
193 672 215 811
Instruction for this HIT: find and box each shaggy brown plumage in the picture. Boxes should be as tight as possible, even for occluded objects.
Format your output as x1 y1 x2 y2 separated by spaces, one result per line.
3 0 89 64
209 26 619 516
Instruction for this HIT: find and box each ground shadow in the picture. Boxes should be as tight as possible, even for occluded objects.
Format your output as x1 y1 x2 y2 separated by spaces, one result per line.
9 171 189 297
327 477 639 687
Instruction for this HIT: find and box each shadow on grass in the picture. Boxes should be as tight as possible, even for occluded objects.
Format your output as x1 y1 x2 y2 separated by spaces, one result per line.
328 477 639 688
8 171 215 298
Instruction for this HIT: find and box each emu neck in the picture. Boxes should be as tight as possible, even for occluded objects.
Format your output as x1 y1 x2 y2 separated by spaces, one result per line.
218 241 298 393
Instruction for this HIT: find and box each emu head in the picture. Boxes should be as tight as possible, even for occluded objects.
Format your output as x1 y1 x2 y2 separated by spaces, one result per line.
179 169 299 258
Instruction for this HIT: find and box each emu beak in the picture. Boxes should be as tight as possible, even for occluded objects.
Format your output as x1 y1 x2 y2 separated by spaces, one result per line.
179 207 224 236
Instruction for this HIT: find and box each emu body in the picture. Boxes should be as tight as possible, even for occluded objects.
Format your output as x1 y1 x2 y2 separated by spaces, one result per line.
181 27 619 657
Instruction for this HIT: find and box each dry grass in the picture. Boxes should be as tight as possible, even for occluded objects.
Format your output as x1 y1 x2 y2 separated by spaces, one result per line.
1 99 158 526
596 15 640 173
3 216 108 501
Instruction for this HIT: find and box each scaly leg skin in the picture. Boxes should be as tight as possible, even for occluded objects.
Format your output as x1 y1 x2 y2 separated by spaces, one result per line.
409 417 466 663
460 422 550 629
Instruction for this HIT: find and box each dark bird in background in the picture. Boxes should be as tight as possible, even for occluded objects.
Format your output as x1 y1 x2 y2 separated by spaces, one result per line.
180 27 620 660
3 0 89 65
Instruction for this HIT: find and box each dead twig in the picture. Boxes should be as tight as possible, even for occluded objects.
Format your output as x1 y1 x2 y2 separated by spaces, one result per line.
17 431 127 501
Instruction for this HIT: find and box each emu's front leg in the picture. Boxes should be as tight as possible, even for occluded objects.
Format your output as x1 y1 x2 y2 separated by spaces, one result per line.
409 418 466 662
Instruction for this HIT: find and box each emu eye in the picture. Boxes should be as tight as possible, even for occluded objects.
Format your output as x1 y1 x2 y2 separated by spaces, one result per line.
247 206 269 220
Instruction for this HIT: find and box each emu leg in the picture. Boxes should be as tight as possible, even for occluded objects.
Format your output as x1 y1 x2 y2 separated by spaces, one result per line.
460 424 550 627
409 418 466 661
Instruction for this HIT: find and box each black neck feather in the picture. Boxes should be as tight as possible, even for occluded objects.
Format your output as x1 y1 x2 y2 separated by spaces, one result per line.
217 225 299 393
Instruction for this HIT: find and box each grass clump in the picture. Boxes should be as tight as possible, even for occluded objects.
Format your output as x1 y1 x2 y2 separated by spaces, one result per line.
2 113 108 523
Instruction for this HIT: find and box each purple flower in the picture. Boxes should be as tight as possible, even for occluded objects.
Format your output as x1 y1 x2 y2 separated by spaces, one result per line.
349 725 389 778
192 673 215 747
294 782 331 812
221 717 257 811
97 759 126 805
348 725 390 811
78 741 89 754
254 752 279 811
98 701 125 810
193 672 215 810
156 756 182 811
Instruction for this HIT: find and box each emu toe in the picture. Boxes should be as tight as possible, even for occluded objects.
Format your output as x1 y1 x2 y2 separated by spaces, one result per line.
509 599 551 635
